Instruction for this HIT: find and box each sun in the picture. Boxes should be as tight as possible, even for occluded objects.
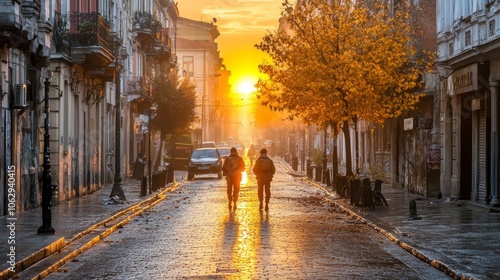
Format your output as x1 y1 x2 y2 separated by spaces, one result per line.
235 78 256 96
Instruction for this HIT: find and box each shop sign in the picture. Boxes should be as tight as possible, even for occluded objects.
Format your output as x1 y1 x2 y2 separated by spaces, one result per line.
404 118 413 131
452 63 477 95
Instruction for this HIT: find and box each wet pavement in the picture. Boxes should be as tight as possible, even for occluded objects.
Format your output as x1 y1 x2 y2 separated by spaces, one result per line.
0 159 499 279
42 164 445 279
288 165 500 280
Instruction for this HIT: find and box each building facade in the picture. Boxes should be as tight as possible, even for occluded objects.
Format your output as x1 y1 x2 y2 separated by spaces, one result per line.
176 17 223 145
437 0 500 206
0 0 179 215
0 0 52 214
127 0 177 176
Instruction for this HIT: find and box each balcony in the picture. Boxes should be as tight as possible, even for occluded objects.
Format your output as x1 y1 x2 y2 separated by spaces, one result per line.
128 77 152 103
64 13 114 70
134 11 162 46
53 12 71 57
0 12 25 48
145 27 172 61
21 0 41 18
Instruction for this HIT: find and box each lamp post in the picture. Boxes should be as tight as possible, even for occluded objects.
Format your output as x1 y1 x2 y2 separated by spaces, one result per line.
38 68 55 234
109 45 126 201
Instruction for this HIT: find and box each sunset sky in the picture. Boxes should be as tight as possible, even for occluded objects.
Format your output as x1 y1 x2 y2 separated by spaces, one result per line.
177 0 285 95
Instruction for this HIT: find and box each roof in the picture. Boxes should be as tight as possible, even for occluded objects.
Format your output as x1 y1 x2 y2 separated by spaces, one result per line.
176 38 217 50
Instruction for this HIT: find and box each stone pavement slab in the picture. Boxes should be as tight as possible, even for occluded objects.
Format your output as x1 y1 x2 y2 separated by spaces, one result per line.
0 176 169 279
286 161 500 280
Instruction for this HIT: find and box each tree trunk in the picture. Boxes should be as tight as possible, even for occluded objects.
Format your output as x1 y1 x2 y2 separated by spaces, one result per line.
342 120 353 176
353 115 360 174
332 126 338 176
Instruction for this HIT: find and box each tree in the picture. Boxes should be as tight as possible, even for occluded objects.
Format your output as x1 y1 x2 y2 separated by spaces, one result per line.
255 0 433 176
150 69 197 170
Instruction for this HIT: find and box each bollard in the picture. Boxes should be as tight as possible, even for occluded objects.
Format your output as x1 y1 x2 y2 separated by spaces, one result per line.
408 199 422 220
141 175 147 196
167 165 174 183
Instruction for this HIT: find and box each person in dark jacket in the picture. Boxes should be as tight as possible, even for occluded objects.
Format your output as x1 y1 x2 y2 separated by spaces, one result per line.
252 148 276 211
222 147 245 210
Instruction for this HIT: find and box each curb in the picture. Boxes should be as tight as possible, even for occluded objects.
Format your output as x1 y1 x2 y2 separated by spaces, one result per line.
301 177 475 280
0 182 180 280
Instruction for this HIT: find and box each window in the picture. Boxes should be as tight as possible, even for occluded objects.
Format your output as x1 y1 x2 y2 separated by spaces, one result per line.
490 20 496 37
182 56 194 77
465 31 471 46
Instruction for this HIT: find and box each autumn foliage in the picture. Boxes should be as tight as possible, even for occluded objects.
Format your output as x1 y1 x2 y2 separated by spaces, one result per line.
255 0 434 175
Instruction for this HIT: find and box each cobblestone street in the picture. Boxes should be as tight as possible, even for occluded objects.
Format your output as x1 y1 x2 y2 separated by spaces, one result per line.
46 163 448 279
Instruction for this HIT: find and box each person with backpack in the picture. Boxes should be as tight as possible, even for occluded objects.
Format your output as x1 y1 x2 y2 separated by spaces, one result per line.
253 148 276 211
222 147 245 210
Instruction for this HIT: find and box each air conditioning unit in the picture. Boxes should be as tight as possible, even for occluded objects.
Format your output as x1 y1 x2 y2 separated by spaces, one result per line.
13 84 27 108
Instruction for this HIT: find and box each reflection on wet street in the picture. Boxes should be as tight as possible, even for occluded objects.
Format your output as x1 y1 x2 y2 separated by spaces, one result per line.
46 163 449 279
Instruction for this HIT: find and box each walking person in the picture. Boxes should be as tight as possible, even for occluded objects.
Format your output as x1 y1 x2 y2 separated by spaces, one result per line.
253 148 276 211
222 147 245 210
247 144 256 166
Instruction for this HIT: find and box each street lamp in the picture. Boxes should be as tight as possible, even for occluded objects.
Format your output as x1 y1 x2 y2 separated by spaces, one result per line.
38 68 55 234
109 44 126 201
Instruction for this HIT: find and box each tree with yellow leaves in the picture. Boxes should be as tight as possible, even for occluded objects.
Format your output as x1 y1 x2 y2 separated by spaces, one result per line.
255 0 433 176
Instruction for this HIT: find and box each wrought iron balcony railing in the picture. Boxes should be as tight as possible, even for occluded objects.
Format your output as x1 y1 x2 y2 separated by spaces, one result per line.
134 11 162 46
128 77 150 96
64 13 112 54
53 12 71 56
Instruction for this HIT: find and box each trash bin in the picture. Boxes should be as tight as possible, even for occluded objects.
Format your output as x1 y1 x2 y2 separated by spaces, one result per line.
362 178 374 209
337 175 347 197
292 157 298 171
133 159 146 180
166 164 174 183
160 169 167 187
314 165 322 182
350 179 361 206
141 175 147 196
152 172 159 192
307 166 314 178
152 170 167 192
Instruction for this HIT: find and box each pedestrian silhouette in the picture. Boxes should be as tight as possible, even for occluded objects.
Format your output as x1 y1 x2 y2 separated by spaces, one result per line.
253 148 276 211
222 147 245 210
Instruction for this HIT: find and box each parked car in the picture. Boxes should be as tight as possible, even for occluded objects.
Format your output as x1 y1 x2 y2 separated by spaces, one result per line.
217 146 231 159
187 148 222 180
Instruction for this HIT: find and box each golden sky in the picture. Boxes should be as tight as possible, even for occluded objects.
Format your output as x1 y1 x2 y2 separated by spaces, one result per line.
177 0 284 95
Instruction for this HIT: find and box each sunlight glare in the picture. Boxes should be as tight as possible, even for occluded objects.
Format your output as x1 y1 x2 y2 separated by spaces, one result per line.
235 79 256 95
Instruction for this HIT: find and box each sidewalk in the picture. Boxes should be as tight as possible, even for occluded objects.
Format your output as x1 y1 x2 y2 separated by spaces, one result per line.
283 160 500 280
0 174 175 278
